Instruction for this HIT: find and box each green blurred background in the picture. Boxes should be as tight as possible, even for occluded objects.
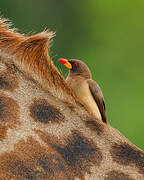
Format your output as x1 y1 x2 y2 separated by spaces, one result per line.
0 0 143 150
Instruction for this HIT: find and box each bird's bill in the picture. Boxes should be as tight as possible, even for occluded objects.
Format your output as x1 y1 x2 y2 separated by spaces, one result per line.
59 58 72 69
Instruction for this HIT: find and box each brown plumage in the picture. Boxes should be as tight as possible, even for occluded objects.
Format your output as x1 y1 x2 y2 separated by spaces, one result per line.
59 59 107 123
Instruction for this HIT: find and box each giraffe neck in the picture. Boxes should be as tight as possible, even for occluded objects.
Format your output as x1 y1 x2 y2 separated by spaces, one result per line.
0 17 143 180
0 59 143 179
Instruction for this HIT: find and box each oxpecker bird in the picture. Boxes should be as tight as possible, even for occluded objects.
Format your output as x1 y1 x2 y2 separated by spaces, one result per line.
59 58 107 123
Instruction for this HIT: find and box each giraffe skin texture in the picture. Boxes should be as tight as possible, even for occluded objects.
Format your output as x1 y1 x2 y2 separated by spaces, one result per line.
0 17 143 180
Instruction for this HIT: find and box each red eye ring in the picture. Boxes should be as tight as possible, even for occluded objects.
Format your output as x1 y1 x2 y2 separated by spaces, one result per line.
73 62 78 67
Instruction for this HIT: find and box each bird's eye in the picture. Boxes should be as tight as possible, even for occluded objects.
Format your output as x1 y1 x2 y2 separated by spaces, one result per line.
73 62 78 67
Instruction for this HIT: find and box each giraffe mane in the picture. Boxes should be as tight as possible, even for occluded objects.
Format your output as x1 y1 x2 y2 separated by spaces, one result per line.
0 17 75 102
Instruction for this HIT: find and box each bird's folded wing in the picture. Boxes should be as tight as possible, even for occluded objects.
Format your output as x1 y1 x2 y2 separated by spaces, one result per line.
87 79 107 123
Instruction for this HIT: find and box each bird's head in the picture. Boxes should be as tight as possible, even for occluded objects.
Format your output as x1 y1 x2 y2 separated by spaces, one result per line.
59 58 91 79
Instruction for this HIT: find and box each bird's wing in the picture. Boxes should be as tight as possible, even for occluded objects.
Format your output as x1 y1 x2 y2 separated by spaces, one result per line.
87 79 107 123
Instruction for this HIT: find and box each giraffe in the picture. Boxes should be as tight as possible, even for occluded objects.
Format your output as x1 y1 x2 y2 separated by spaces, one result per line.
0 17 143 180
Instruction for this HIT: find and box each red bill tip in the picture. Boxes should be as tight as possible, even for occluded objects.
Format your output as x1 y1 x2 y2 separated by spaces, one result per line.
59 58 67 64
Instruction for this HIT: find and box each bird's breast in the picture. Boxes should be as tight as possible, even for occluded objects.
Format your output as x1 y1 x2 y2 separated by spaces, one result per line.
68 79 102 120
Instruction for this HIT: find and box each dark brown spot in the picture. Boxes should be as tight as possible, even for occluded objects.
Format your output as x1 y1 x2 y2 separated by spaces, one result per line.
104 170 134 180
111 143 144 174
53 130 103 177
0 76 9 88
36 130 103 179
84 118 104 135
37 154 66 176
0 137 71 179
29 99 64 124
0 68 18 92
10 161 36 179
0 94 20 141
